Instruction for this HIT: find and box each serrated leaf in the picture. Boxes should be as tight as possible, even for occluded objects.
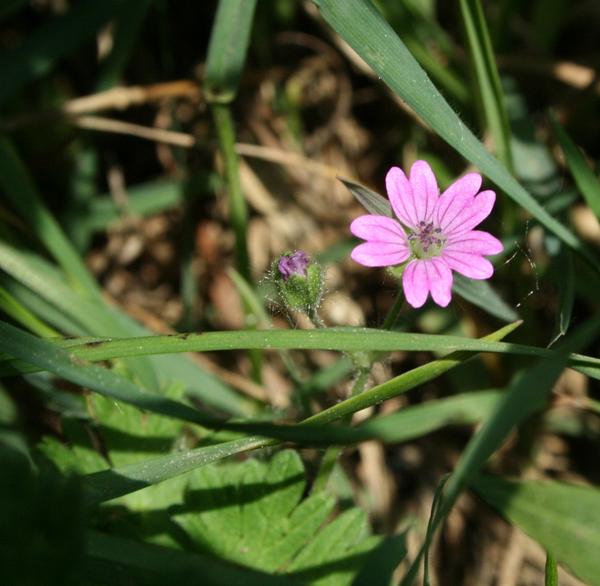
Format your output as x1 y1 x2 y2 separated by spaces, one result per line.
473 475 600 586
174 450 380 585
288 509 379 586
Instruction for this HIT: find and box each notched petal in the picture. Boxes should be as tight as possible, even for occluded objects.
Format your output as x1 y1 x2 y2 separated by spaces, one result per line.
386 166 418 229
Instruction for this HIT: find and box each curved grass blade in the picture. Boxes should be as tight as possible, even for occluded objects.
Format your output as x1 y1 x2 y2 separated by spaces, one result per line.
0 320 221 429
3 321 600 379
472 476 600 586
314 0 599 270
0 285 57 337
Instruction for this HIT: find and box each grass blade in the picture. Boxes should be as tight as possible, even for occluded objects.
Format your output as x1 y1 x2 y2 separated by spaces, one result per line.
0 138 99 296
0 239 252 414
459 0 512 168
0 285 57 337
4 321 600 378
204 0 258 103
0 320 218 428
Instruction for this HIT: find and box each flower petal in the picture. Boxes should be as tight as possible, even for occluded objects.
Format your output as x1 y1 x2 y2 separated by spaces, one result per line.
441 250 494 279
409 160 439 223
441 190 496 235
402 260 429 308
351 242 410 267
386 166 419 229
428 258 453 307
401 258 453 308
435 173 482 231
350 215 407 243
445 230 503 255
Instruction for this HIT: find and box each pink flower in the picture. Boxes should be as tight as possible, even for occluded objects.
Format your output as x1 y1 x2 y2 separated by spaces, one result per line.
350 160 503 308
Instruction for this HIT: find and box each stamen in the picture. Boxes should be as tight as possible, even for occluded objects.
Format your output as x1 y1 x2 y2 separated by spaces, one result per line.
410 221 445 259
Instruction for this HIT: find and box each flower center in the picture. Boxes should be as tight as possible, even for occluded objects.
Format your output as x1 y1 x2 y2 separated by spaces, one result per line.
408 221 445 259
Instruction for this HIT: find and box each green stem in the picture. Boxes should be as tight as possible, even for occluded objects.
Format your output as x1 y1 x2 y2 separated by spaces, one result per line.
381 289 405 331
211 103 251 283
212 103 261 381
311 367 371 494
545 552 558 586
312 291 405 492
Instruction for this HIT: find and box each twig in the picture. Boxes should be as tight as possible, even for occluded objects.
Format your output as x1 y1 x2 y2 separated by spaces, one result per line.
74 116 196 147
2 80 201 130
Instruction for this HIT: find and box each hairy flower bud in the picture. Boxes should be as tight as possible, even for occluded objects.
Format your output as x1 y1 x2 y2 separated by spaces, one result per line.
273 251 325 314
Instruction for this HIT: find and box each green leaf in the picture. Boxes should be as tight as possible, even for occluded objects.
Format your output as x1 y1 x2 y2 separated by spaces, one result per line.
549 247 575 346
204 0 258 103
338 177 393 218
176 449 381 586
84 180 184 233
550 113 600 220
313 0 598 270
0 284 57 337
473 475 600 586
83 436 267 506
452 274 518 323
176 451 333 571
361 390 501 443
288 509 379 586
